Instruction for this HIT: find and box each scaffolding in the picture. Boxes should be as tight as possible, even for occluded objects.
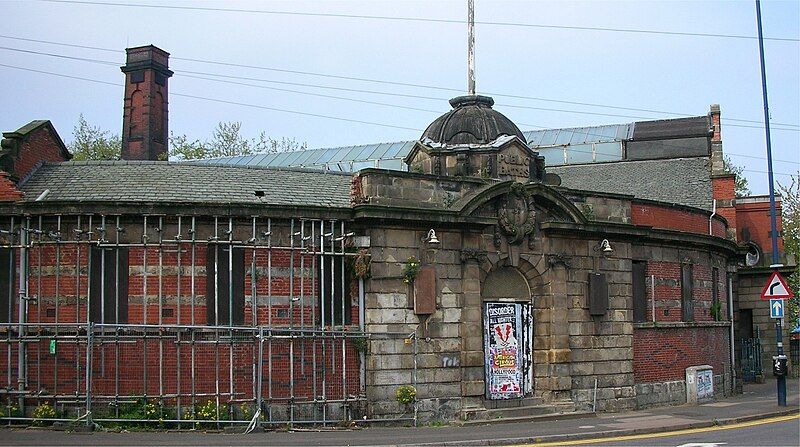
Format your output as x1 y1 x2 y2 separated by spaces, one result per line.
0 214 414 428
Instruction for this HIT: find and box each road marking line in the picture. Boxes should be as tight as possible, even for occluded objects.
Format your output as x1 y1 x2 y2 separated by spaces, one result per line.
511 413 800 446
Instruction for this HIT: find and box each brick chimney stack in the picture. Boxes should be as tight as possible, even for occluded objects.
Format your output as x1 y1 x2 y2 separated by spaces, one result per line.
121 45 173 161
709 104 725 176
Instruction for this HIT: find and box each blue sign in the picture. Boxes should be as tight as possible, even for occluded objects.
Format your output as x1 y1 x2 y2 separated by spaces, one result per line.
770 299 785 319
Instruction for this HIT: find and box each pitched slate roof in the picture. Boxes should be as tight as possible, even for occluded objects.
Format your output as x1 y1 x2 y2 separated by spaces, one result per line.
551 157 713 210
18 161 352 208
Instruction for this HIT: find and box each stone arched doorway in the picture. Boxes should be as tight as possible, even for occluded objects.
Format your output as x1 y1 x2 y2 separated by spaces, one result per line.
481 265 536 400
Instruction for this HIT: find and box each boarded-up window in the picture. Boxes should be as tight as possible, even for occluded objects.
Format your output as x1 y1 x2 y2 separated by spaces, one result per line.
681 264 694 321
712 267 720 320
588 272 608 316
632 261 647 323
0 248 14 324
318 255 351 326
89 246 129 324
206 245 245 326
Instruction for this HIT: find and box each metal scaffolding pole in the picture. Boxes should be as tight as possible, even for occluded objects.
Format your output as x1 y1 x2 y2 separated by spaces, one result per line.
176 215 182 422
17 217 28 413
1 213 372 425
142 215 149 397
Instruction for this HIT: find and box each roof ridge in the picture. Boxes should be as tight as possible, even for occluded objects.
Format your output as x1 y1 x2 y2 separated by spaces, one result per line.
179 160 353 175
50 159 351 175
552 156 708 169
521 122 631 133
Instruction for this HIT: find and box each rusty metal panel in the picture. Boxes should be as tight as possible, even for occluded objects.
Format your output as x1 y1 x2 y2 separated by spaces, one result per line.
90 247 130 324
413 265 436 315
632 261 647 323
588 272 608 316
682 264 694 321
206 245 245 326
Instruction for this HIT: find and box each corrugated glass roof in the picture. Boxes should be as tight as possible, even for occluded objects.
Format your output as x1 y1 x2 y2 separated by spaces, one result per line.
189 124 632 171
522 124 630 148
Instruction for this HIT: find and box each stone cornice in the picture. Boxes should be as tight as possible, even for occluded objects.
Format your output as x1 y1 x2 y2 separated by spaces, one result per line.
634 321 731 329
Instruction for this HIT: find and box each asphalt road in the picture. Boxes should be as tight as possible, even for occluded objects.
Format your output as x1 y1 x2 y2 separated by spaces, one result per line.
1 416 798 447
524 415 800 447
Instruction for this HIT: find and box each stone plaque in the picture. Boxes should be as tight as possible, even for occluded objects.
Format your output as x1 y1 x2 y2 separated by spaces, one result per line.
497 153 530 178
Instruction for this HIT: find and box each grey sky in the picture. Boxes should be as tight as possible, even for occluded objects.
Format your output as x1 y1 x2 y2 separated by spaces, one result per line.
1 0 797 195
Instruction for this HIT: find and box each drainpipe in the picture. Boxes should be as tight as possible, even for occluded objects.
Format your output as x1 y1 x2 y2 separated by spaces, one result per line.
708 199 717 235
17 218 29 413
358 277 366 396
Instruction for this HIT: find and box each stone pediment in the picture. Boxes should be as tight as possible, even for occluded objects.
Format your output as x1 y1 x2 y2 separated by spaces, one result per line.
404 136 545 183
454 181 587 228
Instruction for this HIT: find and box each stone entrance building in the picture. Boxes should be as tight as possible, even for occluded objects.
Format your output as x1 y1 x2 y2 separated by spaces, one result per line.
1 45 775 426
353 94 736 420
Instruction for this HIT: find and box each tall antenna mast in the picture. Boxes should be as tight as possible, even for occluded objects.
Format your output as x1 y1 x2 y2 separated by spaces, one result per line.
467 0 475 95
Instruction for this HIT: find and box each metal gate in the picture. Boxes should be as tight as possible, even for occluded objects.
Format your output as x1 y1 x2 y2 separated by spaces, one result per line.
740 336 763 383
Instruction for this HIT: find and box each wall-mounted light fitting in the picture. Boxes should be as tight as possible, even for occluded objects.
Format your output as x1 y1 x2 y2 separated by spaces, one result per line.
593 239 613 256
422 229 440 246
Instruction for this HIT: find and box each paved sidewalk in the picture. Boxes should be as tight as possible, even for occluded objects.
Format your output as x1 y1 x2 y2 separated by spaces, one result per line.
0 379 797 446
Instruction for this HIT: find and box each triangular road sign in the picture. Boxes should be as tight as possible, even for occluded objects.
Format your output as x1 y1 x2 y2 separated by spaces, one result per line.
760 271 795 300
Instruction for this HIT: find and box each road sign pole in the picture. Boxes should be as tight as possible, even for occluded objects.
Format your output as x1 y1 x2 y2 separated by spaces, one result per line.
755 0 785 408
775 318 786 406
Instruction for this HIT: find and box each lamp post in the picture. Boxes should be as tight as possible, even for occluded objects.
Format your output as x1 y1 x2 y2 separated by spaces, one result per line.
755 0 785 407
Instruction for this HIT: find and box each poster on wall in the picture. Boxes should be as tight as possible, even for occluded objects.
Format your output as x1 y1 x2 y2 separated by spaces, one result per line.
484 302 524 399
697 369 714 400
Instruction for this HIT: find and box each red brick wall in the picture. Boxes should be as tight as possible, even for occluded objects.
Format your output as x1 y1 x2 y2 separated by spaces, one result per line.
716 207 736 229
0 172 23 201
12 126 69 180
25 244 360 327
634 258 730 384
736 200 784 252
631 202 726 238
644 262 725 323
4 238 363 407
633 326 730 383
3 335 361 406
712 176 735 201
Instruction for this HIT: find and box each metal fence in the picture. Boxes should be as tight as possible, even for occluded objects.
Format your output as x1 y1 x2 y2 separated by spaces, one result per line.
1 322 413 428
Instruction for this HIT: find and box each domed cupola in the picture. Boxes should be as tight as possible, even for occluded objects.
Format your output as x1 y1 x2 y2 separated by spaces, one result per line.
421 95 527 146
407 95 545 183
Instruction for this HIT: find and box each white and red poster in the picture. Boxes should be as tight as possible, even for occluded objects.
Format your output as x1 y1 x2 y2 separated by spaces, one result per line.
484 302 524 399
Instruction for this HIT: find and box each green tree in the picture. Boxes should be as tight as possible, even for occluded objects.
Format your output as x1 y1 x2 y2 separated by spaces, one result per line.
779 173 799 328
68 114 121 160
169 121 306 160
723 156 751 198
